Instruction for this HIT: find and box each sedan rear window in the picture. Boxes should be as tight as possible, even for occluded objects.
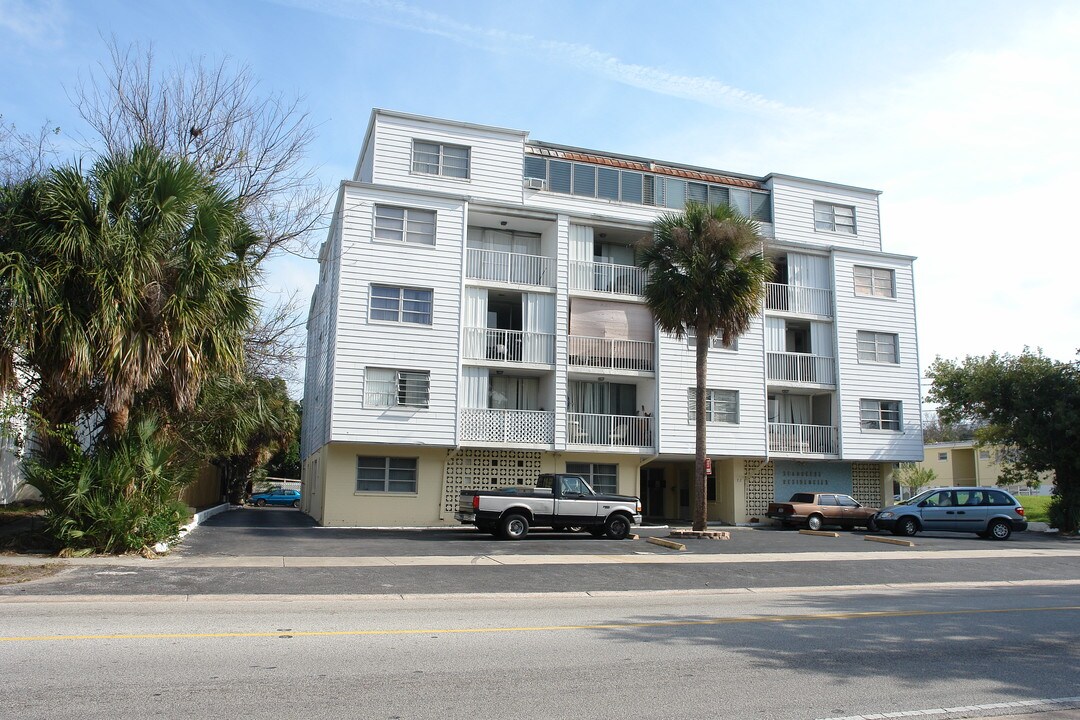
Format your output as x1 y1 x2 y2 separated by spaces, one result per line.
789 493 816 503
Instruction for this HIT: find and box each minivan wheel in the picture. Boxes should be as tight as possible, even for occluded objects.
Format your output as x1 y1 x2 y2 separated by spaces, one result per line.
897 516 919 537
807 514 824 531
988 519 1012 541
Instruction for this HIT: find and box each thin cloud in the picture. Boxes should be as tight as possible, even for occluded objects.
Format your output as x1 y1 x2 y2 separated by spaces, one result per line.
273 0 815 116
0 0 67 45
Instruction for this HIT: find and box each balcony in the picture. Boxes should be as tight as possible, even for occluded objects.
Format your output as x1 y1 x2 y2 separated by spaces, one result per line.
768 423 838 455
766 351 835 385
568 335 654 372
566 413 653 448
765 283 833 317
569 260 647 297
460 408 555 445
466 248 553 287
463 328 555 365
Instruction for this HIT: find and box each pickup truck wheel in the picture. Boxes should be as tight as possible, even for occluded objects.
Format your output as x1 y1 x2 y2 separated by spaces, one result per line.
567 526 584 533
500 514 529 541
587 527 607 538
605 514 632 540
807 514 824 531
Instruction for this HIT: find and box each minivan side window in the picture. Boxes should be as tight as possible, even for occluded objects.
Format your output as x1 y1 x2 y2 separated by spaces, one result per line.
987 490 1013 506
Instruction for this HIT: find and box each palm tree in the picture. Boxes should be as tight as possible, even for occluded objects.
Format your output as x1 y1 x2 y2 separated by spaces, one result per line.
638 201 772 531
1 145 258 448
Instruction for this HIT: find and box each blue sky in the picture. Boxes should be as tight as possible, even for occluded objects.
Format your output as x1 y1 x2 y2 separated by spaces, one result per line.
3 0 1079 394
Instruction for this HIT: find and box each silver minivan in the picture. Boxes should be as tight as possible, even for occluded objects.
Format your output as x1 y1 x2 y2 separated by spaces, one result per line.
873 487 1028 540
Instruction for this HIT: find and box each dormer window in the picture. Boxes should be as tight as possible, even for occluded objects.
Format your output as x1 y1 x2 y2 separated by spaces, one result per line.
412 140 470 179
814 202 856 234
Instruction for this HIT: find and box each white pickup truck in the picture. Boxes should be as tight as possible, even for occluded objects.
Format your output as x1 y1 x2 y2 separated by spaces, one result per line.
454 473 643 540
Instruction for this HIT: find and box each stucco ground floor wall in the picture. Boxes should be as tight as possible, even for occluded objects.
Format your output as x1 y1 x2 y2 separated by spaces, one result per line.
302 442 896 527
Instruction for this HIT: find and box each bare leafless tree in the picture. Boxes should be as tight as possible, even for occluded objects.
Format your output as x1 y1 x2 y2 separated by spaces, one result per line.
243 291 308 383
71 38 326 263
0 116 61 184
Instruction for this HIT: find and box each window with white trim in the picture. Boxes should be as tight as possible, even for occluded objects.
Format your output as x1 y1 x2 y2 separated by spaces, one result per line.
565 462 618 495
857 331 899 363
370 285 433 325
814 202 856 234
853 265 895 298
374 205 436 245
686 329 738 351
688 388 739 423
860 399 901 431
364 368 430 408
356 456 418 493
412 140 469 178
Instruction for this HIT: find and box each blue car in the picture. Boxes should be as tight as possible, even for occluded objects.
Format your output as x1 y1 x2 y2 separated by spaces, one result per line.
248 487 301 508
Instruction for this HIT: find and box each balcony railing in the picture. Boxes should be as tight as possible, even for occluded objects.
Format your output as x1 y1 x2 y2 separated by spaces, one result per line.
766 351 836 385
568 335 654 371
569 260 647 296
765 283 833 317
566 413 653 448
460 409 555 445
768 423 838 455
466 248 553 287
463 328 555 365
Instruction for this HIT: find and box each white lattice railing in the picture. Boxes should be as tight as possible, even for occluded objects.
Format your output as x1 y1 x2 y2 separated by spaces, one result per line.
460 409 555 444
765 283 833 317
569 260 647 296
766 351 836 385
768 423 838 455
568 335 654 371
462 327 555 364
466 248 553 287
566 413 653 448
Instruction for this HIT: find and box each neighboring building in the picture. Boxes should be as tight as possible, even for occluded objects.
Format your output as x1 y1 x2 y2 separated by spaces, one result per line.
917 441 1053 494
300 109 924 527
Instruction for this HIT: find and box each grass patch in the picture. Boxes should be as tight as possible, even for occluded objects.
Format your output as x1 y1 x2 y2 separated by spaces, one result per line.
1019 495 1052 524
0 564 60 585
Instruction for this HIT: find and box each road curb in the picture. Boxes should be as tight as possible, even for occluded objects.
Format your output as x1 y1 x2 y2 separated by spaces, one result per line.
3 578 1080 604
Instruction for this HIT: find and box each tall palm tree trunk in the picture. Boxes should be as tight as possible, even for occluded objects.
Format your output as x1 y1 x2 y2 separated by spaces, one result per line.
694 319 710 531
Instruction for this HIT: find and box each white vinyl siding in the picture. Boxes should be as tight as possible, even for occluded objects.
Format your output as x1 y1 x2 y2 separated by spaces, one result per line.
860 399 901 431
374 205 436 245
412 140 470 178
365 368 430 408
356 456 418 493
689 389 739 424
370 285 433 325
814 202 856 234
857 331 899 364
853 265 895 298
768 177 879 251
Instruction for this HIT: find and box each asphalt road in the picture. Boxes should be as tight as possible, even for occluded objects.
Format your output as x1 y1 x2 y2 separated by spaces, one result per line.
2 583 1078 720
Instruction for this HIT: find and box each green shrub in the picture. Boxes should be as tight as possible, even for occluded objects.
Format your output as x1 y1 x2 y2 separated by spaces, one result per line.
25 419 194 554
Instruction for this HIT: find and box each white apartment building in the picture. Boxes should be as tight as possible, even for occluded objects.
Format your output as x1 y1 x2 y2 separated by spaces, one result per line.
300 109 923 527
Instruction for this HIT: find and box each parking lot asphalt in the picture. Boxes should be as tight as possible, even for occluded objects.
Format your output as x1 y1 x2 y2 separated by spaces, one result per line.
2 507 1078 598
171 506 1073 559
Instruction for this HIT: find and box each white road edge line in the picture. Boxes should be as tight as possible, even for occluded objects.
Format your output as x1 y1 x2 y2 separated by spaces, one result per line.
816 694 1080 720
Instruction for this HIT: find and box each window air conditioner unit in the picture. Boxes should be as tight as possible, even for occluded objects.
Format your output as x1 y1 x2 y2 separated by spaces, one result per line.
523 177 547 191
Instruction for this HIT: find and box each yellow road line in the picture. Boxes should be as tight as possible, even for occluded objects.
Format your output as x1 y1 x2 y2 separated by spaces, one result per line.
3 604 1079 643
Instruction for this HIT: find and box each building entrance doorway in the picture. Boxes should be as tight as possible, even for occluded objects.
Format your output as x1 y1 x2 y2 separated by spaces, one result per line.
639 467 665 520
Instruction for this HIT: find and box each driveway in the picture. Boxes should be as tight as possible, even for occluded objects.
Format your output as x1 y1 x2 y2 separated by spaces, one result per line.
174 506 1071 559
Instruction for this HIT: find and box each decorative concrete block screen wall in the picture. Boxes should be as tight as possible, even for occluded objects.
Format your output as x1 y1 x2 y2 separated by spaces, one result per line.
442 449 544 514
